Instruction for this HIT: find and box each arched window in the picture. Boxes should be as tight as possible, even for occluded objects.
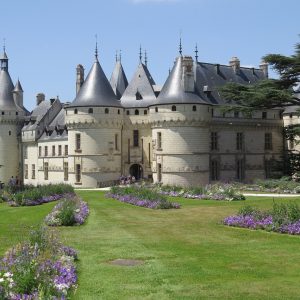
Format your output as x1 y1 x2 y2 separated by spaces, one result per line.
88 108 93 114
192 105 197 111
105 108 109 114
155 107 158 113
171 105 176 111
74 109 78 114
144 110 147 115
135 109 139 115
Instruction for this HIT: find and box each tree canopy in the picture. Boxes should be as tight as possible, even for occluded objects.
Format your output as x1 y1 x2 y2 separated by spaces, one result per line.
220 39 300 110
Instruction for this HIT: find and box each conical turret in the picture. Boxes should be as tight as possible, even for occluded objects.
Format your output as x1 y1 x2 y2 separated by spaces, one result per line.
110 58 128 99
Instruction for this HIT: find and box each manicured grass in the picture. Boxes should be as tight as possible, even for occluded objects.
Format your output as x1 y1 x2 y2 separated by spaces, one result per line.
1 193 300 299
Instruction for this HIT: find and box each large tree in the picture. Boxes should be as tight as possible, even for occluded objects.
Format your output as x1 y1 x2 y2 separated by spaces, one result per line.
220 40 300 110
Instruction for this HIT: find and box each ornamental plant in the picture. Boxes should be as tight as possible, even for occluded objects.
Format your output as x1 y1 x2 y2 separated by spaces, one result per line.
2 184 75 207
0 226 78 299
107 186 180 209
45 195 89 226
224 201 300 235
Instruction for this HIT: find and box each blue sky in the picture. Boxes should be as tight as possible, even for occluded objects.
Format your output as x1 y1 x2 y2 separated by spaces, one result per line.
0 0 299 110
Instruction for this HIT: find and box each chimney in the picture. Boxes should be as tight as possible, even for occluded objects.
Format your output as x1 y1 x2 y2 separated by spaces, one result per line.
36 93 45 106
182 56 194 92
215 64 220 75
229 57 240 74
259 60 268 78
76 64 84 94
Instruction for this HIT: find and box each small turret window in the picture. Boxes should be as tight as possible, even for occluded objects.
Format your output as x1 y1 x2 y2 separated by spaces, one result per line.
16 112 18 116
74 109 78 114
118 109 120 115
105 108 109 114
171 105 177 111
155 107 158 113
144 110 147 115
135 109 139 115
8 131 11 136
136 91 143 100
192 105 197 112
1 112 4 115
88 108 93 114
127 110 130 115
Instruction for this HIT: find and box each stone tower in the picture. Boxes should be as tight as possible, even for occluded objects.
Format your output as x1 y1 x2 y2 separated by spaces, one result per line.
0 49 27 183
65 50 123 187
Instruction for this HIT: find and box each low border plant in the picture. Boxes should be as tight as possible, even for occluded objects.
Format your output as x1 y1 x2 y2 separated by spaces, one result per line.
45 195 89 226
0 226 78 299
224 202 300 235
106 186 180 209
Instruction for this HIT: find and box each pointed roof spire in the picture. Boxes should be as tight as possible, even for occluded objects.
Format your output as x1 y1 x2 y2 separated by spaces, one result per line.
95 34 98 61
179 34 183 56
195 44 199 62
13 79 23 92
110 56 128 99
115 50 118 62
119 49 122 63
139 45 142 63
144 50 148 66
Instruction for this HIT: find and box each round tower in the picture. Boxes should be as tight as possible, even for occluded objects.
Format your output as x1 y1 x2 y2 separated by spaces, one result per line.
149 55 211 187
0 49 27 183
65 49 123 188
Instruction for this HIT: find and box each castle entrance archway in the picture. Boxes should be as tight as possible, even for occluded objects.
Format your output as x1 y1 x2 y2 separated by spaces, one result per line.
129 164 143 180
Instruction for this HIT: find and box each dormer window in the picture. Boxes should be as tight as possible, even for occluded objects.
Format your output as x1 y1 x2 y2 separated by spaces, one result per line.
135 91 143 100
88 108 93 114
135 109 139 115
171 105 177 112
105 108 109 114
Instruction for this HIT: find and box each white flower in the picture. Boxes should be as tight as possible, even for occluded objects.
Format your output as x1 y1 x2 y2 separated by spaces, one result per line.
0 278 4 283
3 272 12 278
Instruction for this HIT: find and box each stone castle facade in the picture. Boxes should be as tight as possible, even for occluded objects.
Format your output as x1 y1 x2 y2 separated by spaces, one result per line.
0 47 287 188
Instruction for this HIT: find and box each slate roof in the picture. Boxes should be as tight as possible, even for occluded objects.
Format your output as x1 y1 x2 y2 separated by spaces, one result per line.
120 62 157 108
155 56 206 105
13 79 23 92
110 61 128 99
195 61 265 105
69 58 121 108
39 107 67 141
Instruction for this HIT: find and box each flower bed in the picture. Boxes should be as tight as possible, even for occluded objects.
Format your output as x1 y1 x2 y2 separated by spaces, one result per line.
223 202 300 235
45 195 89 226
2 184 75 207
157 183 245 201
107 186 180 209
0 227 77 299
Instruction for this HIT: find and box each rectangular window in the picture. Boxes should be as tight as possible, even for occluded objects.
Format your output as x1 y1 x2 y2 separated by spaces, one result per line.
32 164 35 179
24 164 28 179
234 111 239 118
236 132 244 151
115 134 118 151
52 145 55 156
157 163 162 182
133 130 139 147
44 162 48 180
58 145 62 156
75 164 81 183
65 145 68 156
39 146 41 157
75 133 81 151
211 132 218 151
157 132 162 150
265 133 273 150
24 146 28 159
44 146 48 157
64 162 68 181
290 138 295 150
210 160 219 181
236 159 245 181
262 111 267 119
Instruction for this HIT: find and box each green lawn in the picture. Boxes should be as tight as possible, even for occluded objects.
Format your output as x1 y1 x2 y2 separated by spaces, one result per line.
1 193 300 299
